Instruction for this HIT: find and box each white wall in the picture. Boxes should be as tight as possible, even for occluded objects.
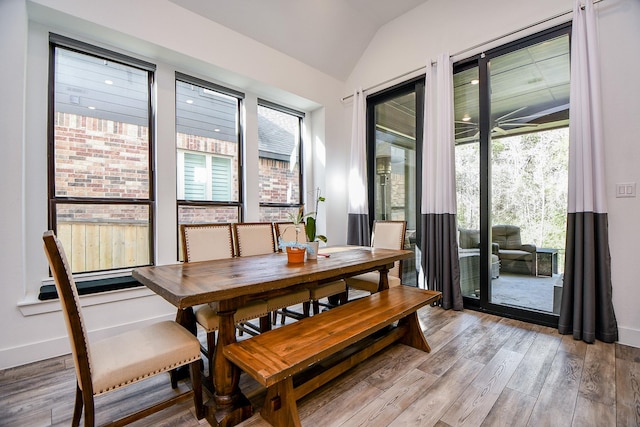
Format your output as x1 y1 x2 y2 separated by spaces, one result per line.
346 0 640 348
0 0 350 369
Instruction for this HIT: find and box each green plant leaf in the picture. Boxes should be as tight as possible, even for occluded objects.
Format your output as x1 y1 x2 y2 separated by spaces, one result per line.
305 217 316 241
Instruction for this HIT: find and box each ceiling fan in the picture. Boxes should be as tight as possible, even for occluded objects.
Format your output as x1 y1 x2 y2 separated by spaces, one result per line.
455 104 561 141
491 106 541 135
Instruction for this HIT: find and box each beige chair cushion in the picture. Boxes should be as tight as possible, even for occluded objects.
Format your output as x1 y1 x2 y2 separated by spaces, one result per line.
347 221 406 293
345 272 401 294
310 280 346 300
266 289 310 311
90 321 200 395
183 225 233 262
372 222 405 249
195 300 269 333
235 223 275 256
276 222 305 245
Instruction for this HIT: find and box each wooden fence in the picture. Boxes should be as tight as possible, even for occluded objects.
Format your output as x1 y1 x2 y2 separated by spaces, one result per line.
57 222 150 273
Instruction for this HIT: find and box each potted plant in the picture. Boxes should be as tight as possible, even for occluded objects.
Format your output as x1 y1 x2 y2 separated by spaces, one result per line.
277 188 327 262
304 188 327 260
278 206 309 263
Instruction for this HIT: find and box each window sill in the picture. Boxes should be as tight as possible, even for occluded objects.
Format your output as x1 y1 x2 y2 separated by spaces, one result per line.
38 273 143 301
20 270 156 317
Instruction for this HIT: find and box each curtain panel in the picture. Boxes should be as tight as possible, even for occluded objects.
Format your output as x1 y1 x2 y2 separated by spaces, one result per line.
559 0 617 343
421 54 463 310
347 88 370 246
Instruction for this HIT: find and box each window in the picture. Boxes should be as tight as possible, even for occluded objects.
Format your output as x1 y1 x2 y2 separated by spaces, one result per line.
257 100 304 221
47 34 155 275
175 74 243 257
177 151 232 201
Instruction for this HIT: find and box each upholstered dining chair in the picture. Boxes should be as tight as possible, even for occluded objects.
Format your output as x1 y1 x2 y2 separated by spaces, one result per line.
42 231 203 426
345 220 407 295
233 222 310 329
181 223 269 388
275 222 347 319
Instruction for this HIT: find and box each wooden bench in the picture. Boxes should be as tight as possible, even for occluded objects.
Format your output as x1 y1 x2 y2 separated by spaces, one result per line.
223 286 442 427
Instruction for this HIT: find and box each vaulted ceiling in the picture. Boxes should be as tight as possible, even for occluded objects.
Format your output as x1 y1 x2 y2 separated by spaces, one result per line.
169 0 431 81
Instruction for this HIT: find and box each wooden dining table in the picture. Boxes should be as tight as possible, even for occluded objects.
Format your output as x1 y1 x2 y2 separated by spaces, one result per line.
133 246 413 427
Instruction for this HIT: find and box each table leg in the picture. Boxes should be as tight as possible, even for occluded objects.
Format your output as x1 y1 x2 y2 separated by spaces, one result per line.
377 265 390 291
206 305 252 427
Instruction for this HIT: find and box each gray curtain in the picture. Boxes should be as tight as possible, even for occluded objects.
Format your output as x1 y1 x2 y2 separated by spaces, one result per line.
347 214 370 246
347 88 370 246
420 53 463 310
558 0 617 343
422 214 461 310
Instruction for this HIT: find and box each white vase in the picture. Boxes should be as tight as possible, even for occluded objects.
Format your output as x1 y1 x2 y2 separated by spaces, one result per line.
307 241 320 260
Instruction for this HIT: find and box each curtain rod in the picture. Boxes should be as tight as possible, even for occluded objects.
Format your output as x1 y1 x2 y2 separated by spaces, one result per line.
341 0 603 102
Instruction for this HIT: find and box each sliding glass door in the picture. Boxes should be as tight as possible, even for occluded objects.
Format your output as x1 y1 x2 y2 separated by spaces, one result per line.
455 24 571 326
367 79 423 287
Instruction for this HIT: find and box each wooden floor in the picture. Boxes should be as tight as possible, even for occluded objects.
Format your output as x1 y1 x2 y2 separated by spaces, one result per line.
1 304 639 427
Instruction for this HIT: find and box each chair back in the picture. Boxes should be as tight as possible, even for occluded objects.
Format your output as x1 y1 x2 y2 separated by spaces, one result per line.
181 223 234 262
233 222 276 256
492 224 522 249
371 220 407 279
274 222 306 250
458 228 480 249
42 231 93 396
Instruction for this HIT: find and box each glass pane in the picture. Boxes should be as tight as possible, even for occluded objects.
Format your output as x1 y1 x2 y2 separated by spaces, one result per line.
373 91 417 286
176 80 239 202
54 48 150 199
489 35 569 314
178 205 240 224
454 66 481 299
183 152 207 200
56 203 150 273
259 206 302 223
258 105 300 204
211 157 231 200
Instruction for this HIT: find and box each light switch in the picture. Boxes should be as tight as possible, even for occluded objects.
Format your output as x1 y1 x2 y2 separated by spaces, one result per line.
616 182 636 198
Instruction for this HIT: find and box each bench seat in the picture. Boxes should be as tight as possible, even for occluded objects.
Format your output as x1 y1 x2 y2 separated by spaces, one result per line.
224 286 441 427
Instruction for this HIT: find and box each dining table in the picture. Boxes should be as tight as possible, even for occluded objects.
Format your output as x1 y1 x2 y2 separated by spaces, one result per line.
133 245 413 427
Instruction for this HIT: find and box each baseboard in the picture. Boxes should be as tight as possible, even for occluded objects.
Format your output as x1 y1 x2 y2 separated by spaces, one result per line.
0 313 174 370
618 325 640 349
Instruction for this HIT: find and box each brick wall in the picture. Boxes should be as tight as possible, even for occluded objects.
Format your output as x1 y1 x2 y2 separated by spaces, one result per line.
258 158 300 203
55 112 296 225
54 112 149 200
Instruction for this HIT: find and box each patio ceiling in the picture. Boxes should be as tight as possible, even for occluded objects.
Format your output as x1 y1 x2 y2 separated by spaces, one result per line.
377 34 570 145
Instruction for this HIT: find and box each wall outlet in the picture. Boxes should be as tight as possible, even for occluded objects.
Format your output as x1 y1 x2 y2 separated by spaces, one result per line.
616 182 636 198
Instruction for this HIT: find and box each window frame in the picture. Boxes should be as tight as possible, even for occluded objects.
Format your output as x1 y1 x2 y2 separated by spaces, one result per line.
46 34 156 276
175 73 245 246
257 99 305 215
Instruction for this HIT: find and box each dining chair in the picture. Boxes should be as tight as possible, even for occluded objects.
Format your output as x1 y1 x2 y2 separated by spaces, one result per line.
234 222 310 329
345 220 407 295
42 231 203 426
181 223 269 388
274 222 346 320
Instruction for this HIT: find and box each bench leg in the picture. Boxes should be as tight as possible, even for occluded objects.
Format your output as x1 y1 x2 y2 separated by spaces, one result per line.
261 377 301 427
398 311 431 353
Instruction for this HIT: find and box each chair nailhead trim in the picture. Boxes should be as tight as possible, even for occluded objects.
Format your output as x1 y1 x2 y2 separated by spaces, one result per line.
95 355 200 394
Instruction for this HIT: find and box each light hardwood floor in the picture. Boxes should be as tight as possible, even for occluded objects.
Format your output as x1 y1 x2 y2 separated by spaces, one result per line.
1 305 639 427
